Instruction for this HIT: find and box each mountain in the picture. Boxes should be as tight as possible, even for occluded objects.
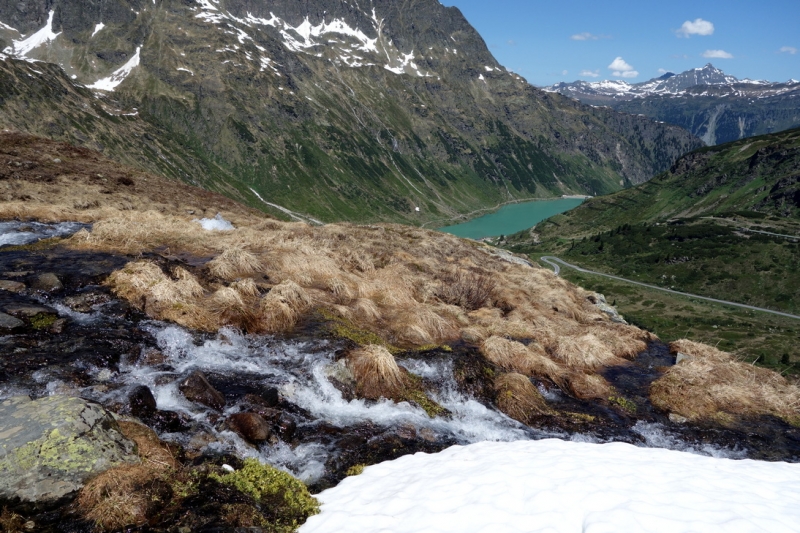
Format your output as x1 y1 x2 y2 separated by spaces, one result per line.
545 64 800 146
0 0 700 223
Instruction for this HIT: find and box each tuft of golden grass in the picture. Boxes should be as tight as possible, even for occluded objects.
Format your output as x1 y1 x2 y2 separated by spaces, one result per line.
553 334 627 371
258 280 312 333
650 340 800 423
480 336 564 381
562 371 613 400
207 247 263 280
347 345 407 400
494 372 550 423
77 421 178 531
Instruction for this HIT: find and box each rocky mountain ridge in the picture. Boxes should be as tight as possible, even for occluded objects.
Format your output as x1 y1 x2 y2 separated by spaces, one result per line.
545 64 800 146
0 0 700 223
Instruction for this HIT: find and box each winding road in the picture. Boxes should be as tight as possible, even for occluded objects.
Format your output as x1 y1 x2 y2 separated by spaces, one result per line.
540 256 800 321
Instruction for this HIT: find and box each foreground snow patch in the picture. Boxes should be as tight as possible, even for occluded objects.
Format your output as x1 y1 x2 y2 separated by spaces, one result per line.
300 439 800 533
195 213 234 231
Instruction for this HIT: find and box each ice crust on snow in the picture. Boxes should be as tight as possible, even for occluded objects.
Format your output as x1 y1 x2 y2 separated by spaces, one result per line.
88 46 141 91
194 213 234 231
301 439 800 533
3 10 60 57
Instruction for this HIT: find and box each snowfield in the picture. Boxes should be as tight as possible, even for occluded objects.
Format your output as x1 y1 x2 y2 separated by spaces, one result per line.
300 439 800 533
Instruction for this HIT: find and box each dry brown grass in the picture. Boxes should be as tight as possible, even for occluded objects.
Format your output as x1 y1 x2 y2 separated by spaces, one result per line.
480 336 564 381
650 340 800 423
207 247 263 280
562 371 613 400
77 421 178 531
347 345 407 400
494 372 550 423
552 334 627 371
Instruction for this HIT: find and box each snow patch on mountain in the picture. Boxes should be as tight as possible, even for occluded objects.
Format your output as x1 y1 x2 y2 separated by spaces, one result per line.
193 1 430 77
3 10 60 57
88 46 141 91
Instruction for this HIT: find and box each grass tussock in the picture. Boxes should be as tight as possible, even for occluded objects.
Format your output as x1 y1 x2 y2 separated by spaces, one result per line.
494 373 550 423
207 247 263 280
480 336 564 381
650 340 800 423
77 421 178 530
553 334 627 371
562 371 613 400
347 345 407 400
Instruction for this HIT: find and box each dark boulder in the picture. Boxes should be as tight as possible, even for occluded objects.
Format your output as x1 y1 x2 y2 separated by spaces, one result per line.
179 370 225 411
227 413 271 444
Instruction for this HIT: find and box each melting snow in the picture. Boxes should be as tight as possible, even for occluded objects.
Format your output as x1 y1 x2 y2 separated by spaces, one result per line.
91 23 105 38
88 46 141 91
301 439 800 533
3 10 60 57
194 213 234 231
176 67 193 75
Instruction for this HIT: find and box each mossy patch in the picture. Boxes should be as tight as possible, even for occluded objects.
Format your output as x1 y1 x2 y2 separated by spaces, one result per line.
30 313 58 330
210 458 319 533
345 464 366 476
609 395 637 414
0 237 63 253
319 309 400 353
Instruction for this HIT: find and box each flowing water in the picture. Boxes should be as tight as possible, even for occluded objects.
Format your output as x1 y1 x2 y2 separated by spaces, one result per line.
438 198 585 239
1 223 798 497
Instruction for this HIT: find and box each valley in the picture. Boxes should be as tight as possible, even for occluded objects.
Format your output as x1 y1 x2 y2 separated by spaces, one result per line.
0 1 798 531
506 128 800 366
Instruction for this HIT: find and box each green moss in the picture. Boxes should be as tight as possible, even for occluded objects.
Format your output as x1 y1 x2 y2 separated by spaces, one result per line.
210 459 319 533
0 237 63 253
345 464 365 476
319 309 400 353
401 374 449 418
30 313 58 330
609 395 637 414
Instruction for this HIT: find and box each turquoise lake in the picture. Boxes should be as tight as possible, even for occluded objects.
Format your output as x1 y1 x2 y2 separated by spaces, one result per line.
438 198 585 239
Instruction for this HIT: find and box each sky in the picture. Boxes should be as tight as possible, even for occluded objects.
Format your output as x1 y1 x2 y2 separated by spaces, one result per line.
439 0 799 86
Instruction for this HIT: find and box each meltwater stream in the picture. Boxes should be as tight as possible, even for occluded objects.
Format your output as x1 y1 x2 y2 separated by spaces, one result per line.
0 224 778 494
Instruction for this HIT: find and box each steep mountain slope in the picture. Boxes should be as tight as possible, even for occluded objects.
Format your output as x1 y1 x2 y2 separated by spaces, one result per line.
0 0 700 223
545 65 800 146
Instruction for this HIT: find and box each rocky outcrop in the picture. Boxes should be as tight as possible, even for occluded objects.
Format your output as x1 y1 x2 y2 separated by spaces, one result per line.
0 395 138 506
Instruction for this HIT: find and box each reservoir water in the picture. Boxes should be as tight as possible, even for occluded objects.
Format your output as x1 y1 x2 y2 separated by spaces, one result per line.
439 198 585 239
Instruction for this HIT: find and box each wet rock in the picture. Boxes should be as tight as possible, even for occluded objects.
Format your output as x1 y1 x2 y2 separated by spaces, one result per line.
0 395 138 506
147 410 191 433
0 280 26 293
669 413 689 424
179 370 225 411
129 385 157 418
63 292 110 313
227 413 271 444
30 273 62 293
243 390 279 409
276 414 297 441
4 303 56 318
48 318 67 334
141 348 167 365
0 312 24 332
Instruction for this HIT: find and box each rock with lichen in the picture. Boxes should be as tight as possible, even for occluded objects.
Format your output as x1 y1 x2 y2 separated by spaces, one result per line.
0 395 139 505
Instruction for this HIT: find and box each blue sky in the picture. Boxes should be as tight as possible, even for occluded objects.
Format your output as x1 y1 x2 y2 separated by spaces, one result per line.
440 0 799 86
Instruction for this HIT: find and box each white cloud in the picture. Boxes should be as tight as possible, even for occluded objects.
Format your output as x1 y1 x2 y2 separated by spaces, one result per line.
676 18 714 38
506 39 517 46
702 49 733 59
570 32 611 41
657 68 668 74
608 57 638 78
779 46 797 55
562 69 568 76
580 69 600 78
